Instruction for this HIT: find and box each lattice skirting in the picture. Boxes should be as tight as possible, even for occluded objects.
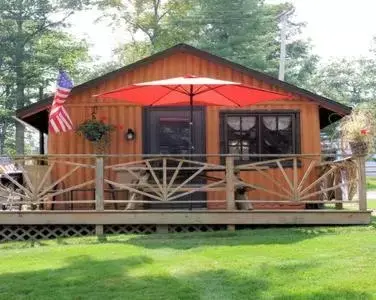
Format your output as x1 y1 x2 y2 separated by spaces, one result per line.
103 225 156 235
0 224 229 241
0 225 95 241
168 224 226 233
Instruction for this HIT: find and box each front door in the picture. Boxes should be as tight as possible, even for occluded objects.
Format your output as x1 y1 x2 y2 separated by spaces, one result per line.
144 107 206 209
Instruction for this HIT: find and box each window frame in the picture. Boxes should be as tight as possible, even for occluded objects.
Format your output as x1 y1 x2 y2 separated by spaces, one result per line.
220 110 301 165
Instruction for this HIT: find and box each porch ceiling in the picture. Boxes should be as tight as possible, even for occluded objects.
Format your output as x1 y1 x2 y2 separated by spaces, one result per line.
16 103 345 133
16 97 51 134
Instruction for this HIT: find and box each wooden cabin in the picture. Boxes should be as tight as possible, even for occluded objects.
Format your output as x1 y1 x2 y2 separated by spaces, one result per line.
16 43 353 212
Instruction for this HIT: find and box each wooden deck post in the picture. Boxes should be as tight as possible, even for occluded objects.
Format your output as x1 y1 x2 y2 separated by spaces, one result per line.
357 156 367 211
226 156 236 231
95 156 104 236
334 172 343 210
226 156 236 210
293 157 299 201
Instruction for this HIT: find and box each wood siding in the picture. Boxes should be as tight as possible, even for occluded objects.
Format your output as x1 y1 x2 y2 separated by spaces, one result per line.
48 51 321 209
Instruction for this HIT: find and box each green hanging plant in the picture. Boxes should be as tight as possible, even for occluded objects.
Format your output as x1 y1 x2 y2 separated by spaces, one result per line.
76 118 115 153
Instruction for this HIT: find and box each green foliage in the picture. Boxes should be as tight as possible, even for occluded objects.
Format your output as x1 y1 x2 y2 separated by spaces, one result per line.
192 0 274 68
98 0 318 85
307 57 376 106
306 52 376 135
76 118 115 142
78 61 120 83
190 0 318 84
98 0 196 64
76 118 115 153
0 0 91 154
32 31 90 86
366 177 376 190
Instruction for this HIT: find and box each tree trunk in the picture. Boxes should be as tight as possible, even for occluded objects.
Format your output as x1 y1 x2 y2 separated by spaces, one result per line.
0 123 7 154
1 86 11 154
15 18 25 154
15 123 24 154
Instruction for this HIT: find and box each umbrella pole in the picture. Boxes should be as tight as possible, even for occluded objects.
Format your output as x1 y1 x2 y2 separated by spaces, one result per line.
189 85 194 210
189 86 194 155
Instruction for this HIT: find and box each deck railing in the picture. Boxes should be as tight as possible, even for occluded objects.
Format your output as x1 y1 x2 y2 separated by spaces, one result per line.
0 153 368 212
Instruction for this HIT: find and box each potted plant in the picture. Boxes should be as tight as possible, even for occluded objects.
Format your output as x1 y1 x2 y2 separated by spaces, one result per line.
76 118 115 153
340 108 376 156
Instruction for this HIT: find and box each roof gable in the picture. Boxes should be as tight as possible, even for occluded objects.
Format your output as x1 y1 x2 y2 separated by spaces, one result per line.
17 43 350 125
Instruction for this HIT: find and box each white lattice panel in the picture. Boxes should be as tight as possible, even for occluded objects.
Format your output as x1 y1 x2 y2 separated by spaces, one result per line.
0 225 95 241
104 225 156 234
0 224 229 242
168 224 226 233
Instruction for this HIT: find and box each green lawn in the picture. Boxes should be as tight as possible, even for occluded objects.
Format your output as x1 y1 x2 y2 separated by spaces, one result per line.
1 220 376 300
367 177 376 190
368 200 376 209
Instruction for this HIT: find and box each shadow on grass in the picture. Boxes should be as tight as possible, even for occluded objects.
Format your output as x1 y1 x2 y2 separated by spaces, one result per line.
114 227 337 250
0 255 371 300
0 255 265 300
2 226 338 250
3 219 375 250
370 216 376 228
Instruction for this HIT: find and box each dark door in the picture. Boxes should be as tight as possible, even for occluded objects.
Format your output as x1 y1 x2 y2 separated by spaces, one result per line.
144 107 206 209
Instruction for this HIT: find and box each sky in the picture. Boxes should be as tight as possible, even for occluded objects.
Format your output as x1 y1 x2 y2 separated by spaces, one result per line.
69 0 376 63
271 0 376 59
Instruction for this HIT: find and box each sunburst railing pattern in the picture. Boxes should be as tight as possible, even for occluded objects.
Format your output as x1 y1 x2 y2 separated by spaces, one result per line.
104 157 226 209
0 154 367 212
234 155 359 207
0 156 95 210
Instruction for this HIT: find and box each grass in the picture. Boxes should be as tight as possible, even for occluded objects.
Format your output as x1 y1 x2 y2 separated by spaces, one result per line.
0 220 376 300
367 177 376 190
366 175 376 208
368 200 376 209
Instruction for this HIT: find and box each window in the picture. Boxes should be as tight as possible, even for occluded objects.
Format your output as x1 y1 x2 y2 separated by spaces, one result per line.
220 111 300 161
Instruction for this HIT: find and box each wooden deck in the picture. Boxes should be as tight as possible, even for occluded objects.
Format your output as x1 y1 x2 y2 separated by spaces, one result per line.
0 210 371 225
0 153 372 239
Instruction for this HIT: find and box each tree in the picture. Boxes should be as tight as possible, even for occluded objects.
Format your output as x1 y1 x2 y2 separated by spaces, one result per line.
98 0 318 86
79 60 120 82
307 58 376 106
304 53 376 140
190 0 318 85
0 0 90 154
98 0 197 63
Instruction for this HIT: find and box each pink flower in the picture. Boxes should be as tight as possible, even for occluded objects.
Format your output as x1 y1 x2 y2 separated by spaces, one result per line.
360 129 369 135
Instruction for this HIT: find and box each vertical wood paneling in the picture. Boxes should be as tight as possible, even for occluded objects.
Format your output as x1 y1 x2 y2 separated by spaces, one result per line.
48 51 323 208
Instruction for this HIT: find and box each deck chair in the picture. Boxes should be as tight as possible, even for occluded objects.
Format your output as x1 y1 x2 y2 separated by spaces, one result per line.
114 164 150 210
125 170 150 210
0 157 24 210
23 164 56 210
234 171 253 210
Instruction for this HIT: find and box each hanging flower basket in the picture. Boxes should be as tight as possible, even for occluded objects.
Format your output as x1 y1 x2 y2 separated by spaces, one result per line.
76 119 115 153
340 109 376 156
349 141 368 156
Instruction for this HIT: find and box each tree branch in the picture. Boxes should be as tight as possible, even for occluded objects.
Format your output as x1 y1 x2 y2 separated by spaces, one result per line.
22 11 74 46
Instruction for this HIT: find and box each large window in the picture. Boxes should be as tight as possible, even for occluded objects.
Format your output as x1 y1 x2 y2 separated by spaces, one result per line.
220 111 300 161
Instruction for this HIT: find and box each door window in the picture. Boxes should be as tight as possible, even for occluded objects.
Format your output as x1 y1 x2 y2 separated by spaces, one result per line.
159 118 190 154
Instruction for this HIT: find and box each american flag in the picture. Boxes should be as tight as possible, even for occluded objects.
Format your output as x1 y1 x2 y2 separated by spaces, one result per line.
49 70 74 133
